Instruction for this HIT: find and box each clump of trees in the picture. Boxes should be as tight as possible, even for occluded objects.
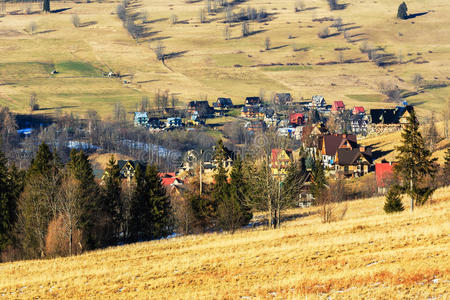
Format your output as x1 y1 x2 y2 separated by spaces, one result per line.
1 143 175 261
397 2 408 20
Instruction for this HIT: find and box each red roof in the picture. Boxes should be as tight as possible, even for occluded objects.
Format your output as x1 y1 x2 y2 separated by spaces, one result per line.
332 101 345 111
353 106 365 114
162 177 176 186
158 172 176 178
271 149 293 164
375 163 395 187
289 113 304 125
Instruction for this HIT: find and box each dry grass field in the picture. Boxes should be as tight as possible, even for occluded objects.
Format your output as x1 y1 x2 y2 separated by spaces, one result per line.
1 186 449 299
0 0 449 118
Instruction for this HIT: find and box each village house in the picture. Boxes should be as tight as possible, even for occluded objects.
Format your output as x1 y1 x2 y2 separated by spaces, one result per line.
213 97 233 109
350 114 369 135
352 106 365 115
318 134 358 168
134 112 149 127
334 146 373 178
375 162 396 194
245 96 262 107
102 160 146 183
241 106 264 119
289 113 305 126
274 93 293 106
245 120 266 134
368 106 414 134
159 172 184 187
271 148 293 179
331 101 345 113
308 95 326 108
165 117 183 129
186 100 214 118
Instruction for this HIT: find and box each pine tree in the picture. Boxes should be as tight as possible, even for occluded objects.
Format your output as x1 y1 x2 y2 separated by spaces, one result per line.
129 164 173 241
310 159 327 204
101 156 122 245
397 2 408 20
0 151 18 253
67 149 101 249
384 186 404 213
444 148 450 186
213 140 232 231
43 0 50 12
394 110 437 210
229 156 252 226
18 143 61 258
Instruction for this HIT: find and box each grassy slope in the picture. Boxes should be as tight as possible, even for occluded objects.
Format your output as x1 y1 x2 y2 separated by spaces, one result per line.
0 186 449 299
0 0 449 118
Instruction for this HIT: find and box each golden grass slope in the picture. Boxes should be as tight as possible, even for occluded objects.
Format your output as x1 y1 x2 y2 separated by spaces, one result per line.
0 0 449 118
1 186 449 299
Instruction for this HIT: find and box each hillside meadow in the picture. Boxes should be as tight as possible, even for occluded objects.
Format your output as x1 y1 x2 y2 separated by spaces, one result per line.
1 186 449 299
0 0 448 118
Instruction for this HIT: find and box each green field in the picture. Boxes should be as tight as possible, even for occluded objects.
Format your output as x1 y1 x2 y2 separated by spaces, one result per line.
0 0 448 118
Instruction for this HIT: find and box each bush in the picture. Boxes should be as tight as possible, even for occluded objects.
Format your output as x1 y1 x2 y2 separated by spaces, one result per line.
71 14 80 28
384 186 404 213
397 2 408 20
318 26 329 38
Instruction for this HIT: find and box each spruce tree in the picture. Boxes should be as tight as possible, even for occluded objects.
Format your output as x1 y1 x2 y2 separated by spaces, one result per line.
43 0 50 12
397 2 408 20
229 156 252 226
384 186 404 213
67 149 101 249
310 159 327 204
443 148 450 186
18 143 60 258
129 164 173 241
0 151 21 253
394 110 437 210
101 156 122 245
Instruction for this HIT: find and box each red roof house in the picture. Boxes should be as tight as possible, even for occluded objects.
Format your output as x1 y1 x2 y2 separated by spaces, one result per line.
352 106 365 115
289 113 305 126
375 162 396 187
332 101 345 112
159 172 184 187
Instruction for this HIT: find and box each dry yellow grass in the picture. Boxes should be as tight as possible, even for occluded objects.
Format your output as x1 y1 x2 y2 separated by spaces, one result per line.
0 0 448 118
1 186 449 299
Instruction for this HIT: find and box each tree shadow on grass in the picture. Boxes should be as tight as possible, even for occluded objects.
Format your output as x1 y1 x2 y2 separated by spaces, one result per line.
145 17 169 24
35 29 57 35
270 44 289 50
372 149 393 160
51 8 72 13
164 50 189 60
37 105 79 111
407 11 428 19
146 36 171 43
79 21 98 28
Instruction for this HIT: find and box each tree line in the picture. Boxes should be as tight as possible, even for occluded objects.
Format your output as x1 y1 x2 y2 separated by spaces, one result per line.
0 143 173 261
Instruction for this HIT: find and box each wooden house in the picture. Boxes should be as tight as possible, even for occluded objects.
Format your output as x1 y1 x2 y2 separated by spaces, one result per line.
334 146 372 178
186 101 214 118
274 93 292 105
289 113 305 126
331 101 345 113
271 148 293 178
245 97 262 107
318 134 358 168
241 106 264 119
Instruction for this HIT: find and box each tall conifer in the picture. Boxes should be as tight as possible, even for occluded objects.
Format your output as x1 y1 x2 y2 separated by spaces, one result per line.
394 110 437 209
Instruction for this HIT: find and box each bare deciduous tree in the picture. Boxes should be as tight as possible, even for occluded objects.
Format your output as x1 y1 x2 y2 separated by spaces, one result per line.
170 14 177 25
318 26 329 38
71 14 80 28
29 92 38 111
199 8 206 23
224 25 230 40
265 36 271 50
241 22 250 37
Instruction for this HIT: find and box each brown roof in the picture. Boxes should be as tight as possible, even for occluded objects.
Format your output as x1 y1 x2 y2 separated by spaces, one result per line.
336 148 372 166
319 134 357 156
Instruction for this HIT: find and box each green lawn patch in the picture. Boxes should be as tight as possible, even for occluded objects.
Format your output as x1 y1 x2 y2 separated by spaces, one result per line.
55 61 102 77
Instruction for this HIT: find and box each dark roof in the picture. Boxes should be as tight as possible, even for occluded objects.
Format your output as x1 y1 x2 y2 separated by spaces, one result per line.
369 106 413 124
319 134 357 156
336 149 361 165
216 97 233 105
187 101 211 108
245 97 262 105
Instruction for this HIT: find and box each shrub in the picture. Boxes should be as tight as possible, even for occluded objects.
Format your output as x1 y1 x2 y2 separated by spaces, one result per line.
71 14 80 28
318 26 329 38
265 36 271 50
384 186 404 213
397 2 408 20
